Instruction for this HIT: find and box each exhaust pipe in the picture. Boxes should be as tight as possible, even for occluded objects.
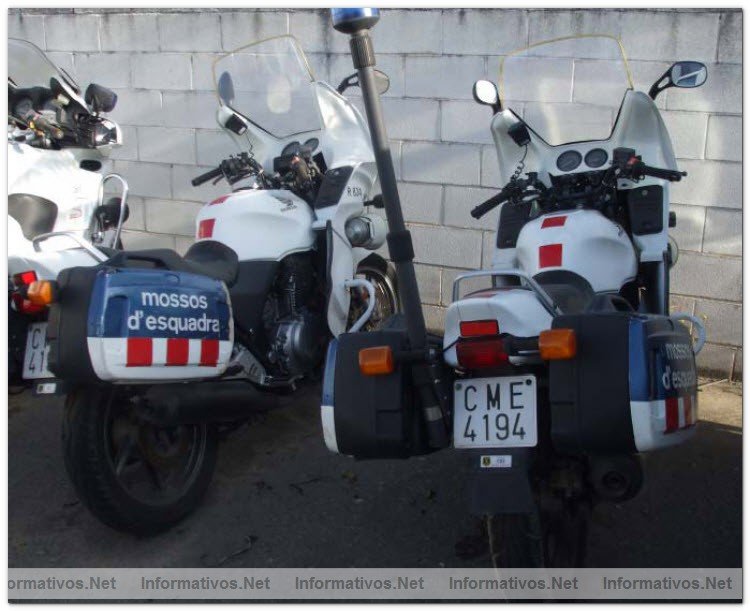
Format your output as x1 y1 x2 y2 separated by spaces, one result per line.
143 381 282 425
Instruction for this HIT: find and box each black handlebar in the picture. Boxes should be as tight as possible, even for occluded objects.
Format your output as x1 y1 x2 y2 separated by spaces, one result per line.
191 166 224 187
471 190 510 219
635 162 686 182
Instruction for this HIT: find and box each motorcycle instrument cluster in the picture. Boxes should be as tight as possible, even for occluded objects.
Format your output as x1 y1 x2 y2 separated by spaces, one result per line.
555 150 582 172
584 148 609 168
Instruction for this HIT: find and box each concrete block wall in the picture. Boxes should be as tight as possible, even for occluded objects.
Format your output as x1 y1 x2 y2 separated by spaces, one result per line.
9 8 742 378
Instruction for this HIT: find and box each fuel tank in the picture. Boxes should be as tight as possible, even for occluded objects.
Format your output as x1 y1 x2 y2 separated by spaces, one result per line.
516 209 637 293
195 189 316 262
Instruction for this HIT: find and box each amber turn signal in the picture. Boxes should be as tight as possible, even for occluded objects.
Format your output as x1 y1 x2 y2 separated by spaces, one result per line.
359 346 395 376
26 280 58 306
539 328 577 360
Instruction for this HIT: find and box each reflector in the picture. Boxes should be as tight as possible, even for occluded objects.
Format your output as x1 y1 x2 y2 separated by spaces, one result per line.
359 345 395 376
459 319 499 337
456 337 508 369
539 328 577 360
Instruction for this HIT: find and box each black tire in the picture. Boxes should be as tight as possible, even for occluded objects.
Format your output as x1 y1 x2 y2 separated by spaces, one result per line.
487 501 590 568
62 387 218 536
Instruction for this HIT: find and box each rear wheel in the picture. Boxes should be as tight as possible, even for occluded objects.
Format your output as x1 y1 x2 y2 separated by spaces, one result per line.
487 500 590 568
62 387 218 535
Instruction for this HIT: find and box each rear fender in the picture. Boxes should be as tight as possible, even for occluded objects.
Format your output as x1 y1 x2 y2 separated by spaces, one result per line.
464 447 536 514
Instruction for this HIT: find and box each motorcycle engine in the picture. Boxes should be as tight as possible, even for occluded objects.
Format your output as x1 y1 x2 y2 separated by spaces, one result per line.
263 255 326 378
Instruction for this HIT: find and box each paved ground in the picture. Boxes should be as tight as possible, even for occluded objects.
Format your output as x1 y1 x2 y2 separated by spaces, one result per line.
9 380 741 568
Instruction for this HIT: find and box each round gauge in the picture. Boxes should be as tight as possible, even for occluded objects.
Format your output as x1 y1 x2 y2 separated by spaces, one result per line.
303 137 319 152
281 141 301 156
556 150 582 172
585 148 608 168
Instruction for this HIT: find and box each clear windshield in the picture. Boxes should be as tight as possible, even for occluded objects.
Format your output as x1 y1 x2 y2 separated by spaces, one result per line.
213 36 322 138
499 35 633 146
8 38 79 91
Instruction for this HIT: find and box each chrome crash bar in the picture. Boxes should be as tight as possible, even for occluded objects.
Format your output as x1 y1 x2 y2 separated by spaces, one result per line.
97 173 129 248
32 231 109 262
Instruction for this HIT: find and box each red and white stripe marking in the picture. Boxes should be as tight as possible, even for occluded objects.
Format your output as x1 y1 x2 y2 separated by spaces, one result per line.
664 394 697 434
126 337 222 367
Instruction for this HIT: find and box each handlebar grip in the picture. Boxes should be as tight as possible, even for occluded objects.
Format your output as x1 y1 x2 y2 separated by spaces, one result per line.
639 163 686 182
471 191 508 219
26 112 63 139
191 166 223 187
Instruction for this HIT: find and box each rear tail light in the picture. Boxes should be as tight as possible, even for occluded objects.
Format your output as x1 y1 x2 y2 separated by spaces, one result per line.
456 319 508 369
11 270 45 314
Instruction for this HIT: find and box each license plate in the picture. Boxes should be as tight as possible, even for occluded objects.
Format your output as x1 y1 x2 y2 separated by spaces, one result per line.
23 322 53 379
453 375 537 448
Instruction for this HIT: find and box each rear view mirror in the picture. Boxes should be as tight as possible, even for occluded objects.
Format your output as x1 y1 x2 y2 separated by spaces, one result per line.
217 71 235 105
336 70 390 96
472 79 501 113
649 61 707 100
85 83 117 113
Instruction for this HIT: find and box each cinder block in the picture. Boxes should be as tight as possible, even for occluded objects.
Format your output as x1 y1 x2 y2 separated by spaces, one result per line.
132 53 192 90
220 10 288 51
191 53 223 91
328 54 404 98
732 349 742 381
138 127 196 165
305 53 331 85
706 115 742 162
107 89 163 127
443 9 527 55
290 9 331 53
402 142 480 186
665 64 741 114
703 208 742 256
158 13 221 52
100 13 159 52
405 56 486 100
172 164 227 203
414 264 442 305
696 342 735 379
671 160 741 209
660 111 708 160
44 52 75 76
620 11 719 62
8 12 45 49
669 204 705 253
441 267 471 305
175 235 196 256
373 9 444 54
109 125 138 161
73 53 131 89
122 195 145 231
423 304 446 334
480 145 503 188
112 160 172 199
669 294 696 316
443 185 499 231
481 230 496 269
718 10 742 64
671 251 741 301
195 129 243 167
121 229 176 251
162 91 219 129
145 198 202 236
409 224 483 269
45 14 100 52
380 98 440 141
441 100 494 145
528 9 623 44
398 182 443 225
694 299 742 347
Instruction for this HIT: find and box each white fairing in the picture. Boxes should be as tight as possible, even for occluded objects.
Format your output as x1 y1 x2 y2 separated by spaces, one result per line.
195 190 315 261
443 289 553 368
516 210 637 293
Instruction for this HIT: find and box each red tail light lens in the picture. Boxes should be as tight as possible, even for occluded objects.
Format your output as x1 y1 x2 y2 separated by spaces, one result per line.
460 319 499 337
13 270 38 288
456 338 509 369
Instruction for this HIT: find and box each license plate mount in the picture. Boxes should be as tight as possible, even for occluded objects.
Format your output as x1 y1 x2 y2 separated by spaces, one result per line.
453 374 537 449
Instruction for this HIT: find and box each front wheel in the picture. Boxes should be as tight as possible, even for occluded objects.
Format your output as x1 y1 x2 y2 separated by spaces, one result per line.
62 387 218 536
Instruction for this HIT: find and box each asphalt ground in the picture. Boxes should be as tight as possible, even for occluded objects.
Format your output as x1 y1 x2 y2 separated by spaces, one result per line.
8 380 741 569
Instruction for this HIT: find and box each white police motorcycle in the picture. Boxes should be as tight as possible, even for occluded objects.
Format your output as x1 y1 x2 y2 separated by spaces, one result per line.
321 28 707 567
34 34 398 534
8 38 127 384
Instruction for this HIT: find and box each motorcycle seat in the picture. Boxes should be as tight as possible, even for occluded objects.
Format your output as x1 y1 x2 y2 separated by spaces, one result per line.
103 241 239 287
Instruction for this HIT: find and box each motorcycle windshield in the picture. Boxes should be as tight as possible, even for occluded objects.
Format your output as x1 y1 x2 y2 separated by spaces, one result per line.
213 36 322 139
499 35 633 146
8 38 79 91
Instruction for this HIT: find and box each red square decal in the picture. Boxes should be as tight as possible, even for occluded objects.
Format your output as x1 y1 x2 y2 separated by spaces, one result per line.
198 219 216 239
166 338 189 366
127 337 153 367
200 339 219 366
539 244 563 268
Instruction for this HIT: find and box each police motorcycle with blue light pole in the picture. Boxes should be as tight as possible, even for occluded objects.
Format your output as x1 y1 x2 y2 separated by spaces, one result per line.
8 38 128 386
32 34 399 534
320 26 707 567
